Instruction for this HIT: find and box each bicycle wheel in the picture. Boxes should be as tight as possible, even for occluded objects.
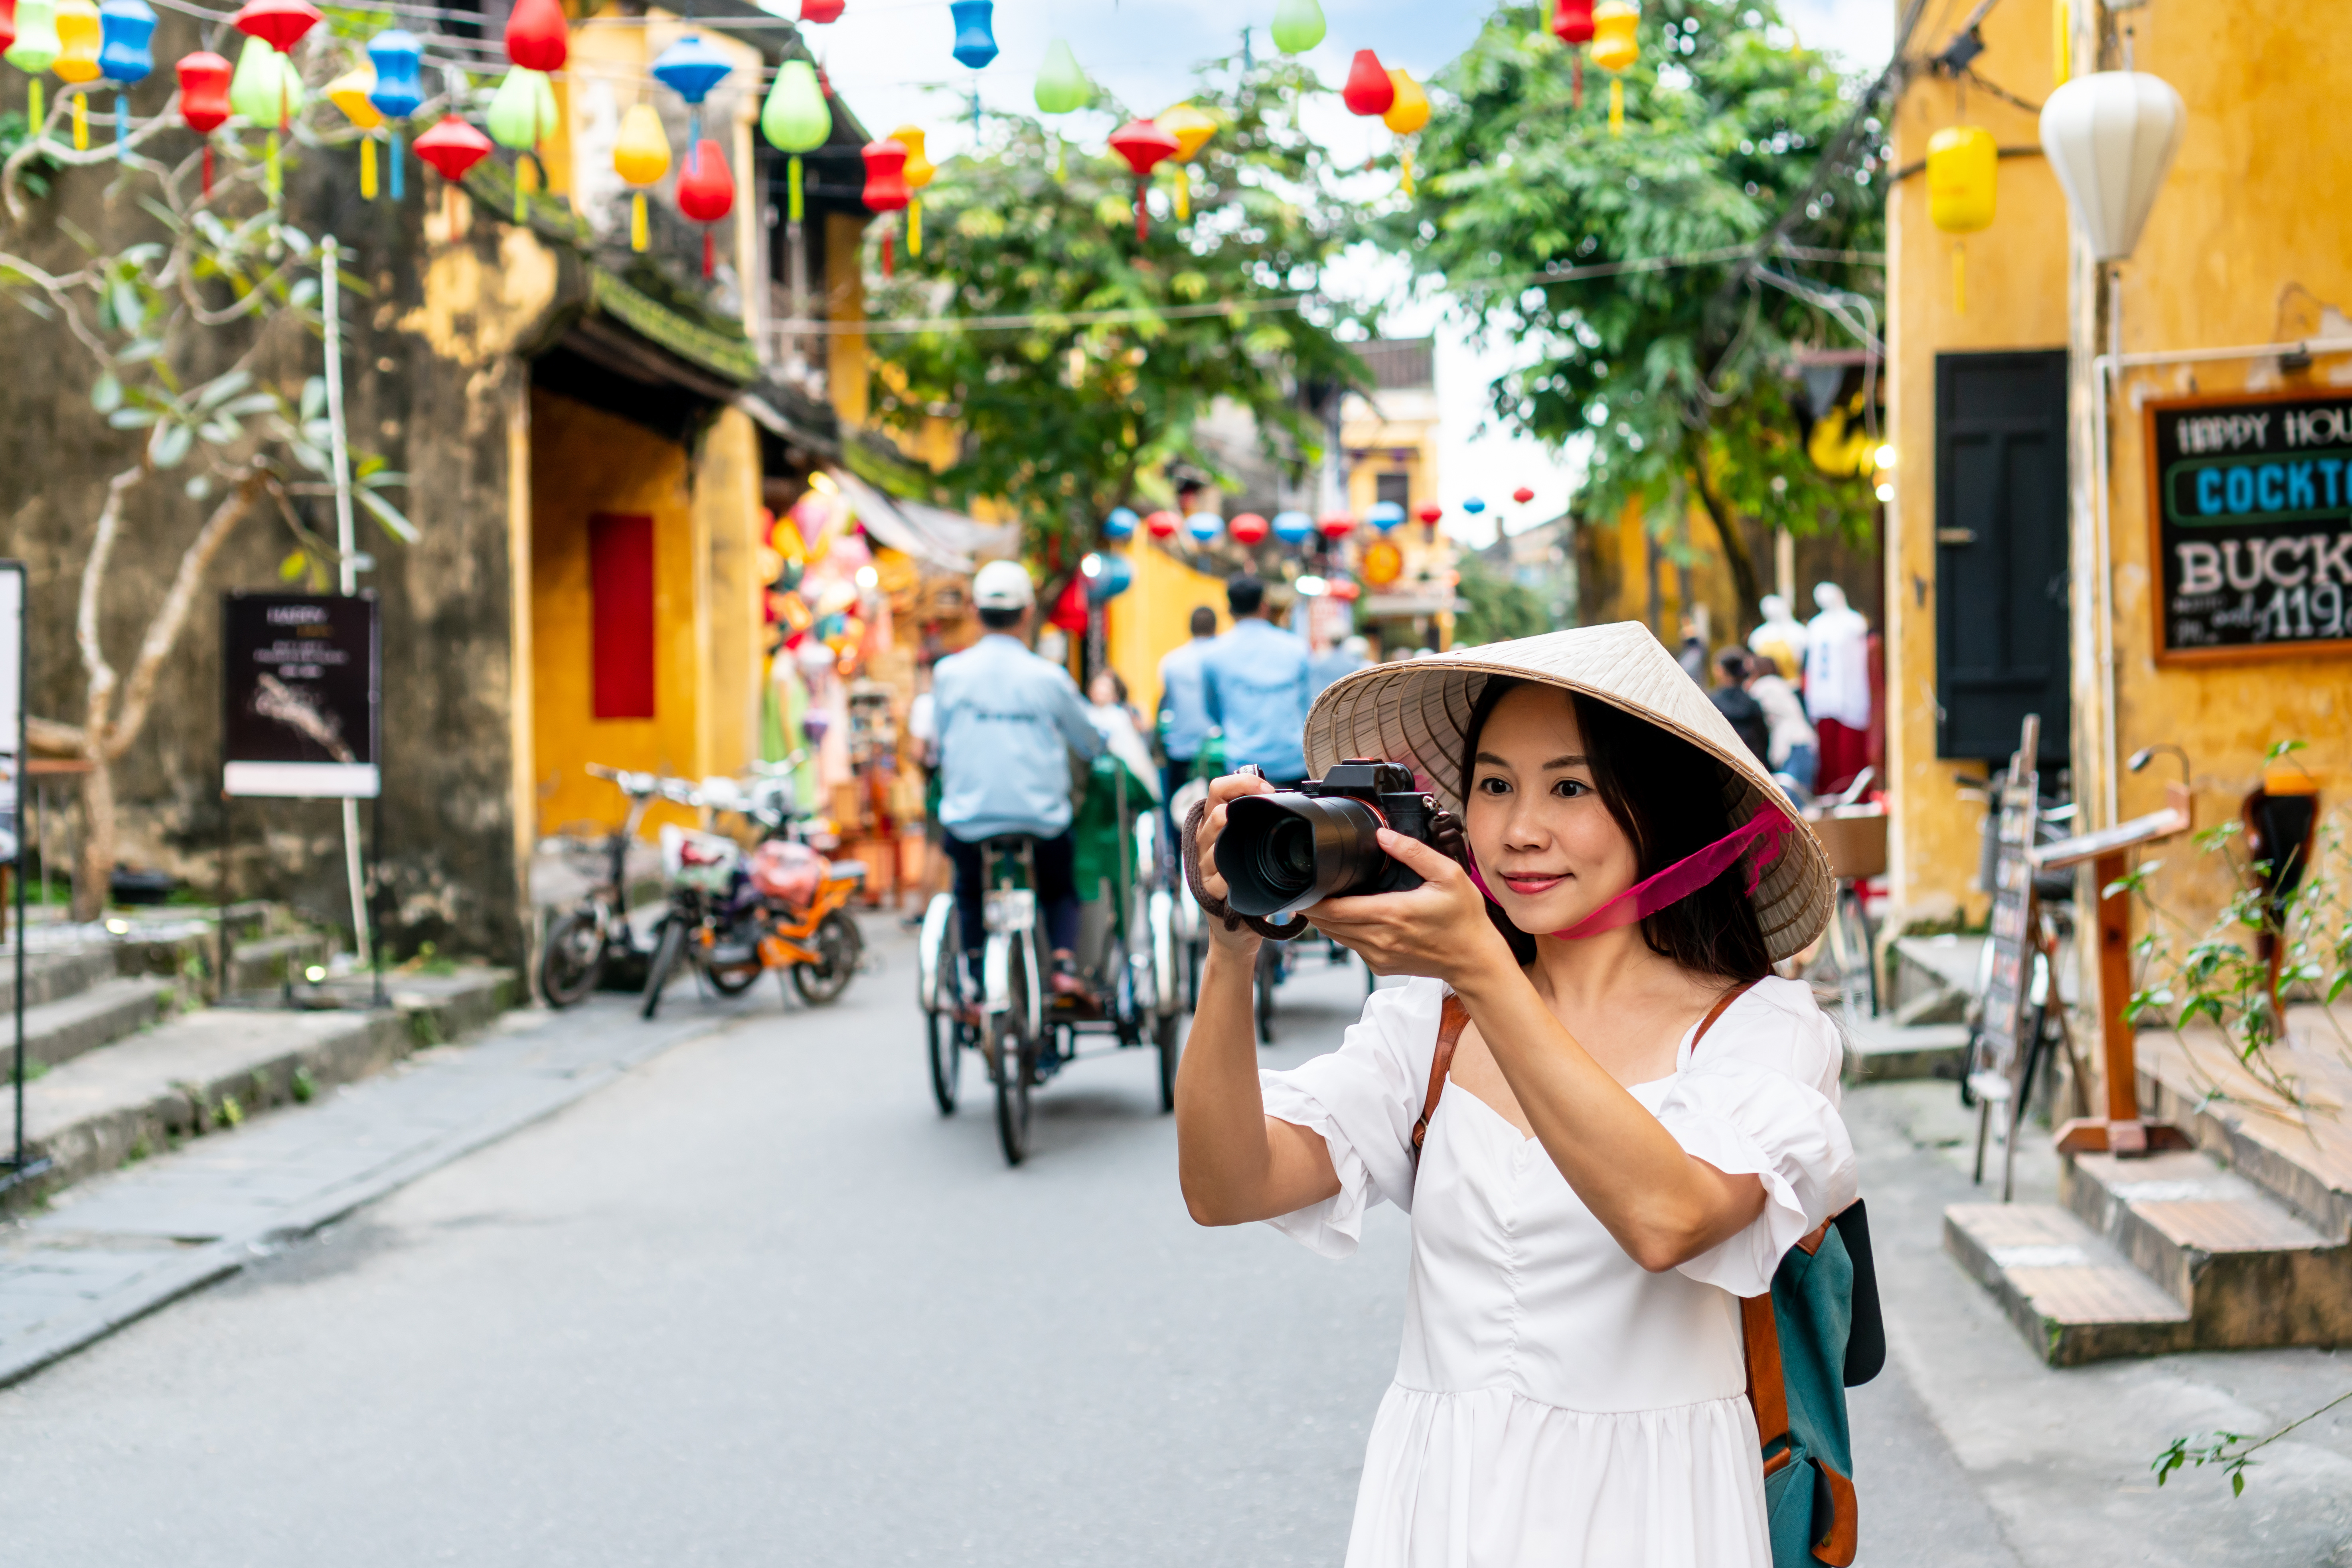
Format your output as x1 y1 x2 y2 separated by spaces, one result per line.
992 934 1035 1165
1155 1008 1180 1114
927 1010 964 1116
539 907 606 1009
790 909 863 1005
1833 887 1876 1020
640 914 688 1020
707 957 763 997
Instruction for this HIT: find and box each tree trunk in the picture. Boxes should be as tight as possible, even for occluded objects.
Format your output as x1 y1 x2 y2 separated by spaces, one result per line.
72 759 116 923
1690 460 1764 629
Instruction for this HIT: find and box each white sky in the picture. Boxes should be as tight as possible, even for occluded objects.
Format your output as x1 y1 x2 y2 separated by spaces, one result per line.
782 0 1899 547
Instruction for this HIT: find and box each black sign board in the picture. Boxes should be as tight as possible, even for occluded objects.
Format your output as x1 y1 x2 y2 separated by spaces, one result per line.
221 592 380 798
2146 389 2352 663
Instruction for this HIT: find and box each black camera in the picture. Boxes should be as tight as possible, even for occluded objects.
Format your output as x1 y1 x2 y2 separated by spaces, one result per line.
1215 761 1445 918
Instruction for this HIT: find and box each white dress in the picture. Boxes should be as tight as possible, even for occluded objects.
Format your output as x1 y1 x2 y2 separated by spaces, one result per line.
1259 976 1857 1568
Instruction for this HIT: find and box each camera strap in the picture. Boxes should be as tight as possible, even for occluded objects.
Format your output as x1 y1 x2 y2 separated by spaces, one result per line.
1465 810 1793 942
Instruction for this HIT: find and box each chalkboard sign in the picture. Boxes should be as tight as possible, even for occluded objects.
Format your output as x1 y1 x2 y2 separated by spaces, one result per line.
221 592 380 798
2146 389 2352 662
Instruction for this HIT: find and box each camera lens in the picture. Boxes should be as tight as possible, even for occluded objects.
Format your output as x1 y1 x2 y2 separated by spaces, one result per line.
1218 792 1388 917
1265 818 1317 888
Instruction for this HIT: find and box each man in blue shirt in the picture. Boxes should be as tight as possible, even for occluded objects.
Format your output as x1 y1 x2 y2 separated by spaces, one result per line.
1308 633 1370 701
1201 575 1312 784
932 561 1105 995
1155 604 1218 804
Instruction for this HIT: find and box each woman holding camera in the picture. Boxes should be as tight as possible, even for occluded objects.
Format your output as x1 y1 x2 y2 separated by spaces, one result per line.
1174 624 1854 1568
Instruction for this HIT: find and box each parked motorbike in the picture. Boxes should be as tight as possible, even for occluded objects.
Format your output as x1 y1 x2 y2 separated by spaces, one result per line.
538 764 662 1008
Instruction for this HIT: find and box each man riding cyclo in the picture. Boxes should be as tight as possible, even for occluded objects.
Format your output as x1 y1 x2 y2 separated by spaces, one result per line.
931 561 1106 1010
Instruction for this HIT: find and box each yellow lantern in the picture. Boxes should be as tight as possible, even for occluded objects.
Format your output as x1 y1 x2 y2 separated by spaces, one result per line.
1382 68 1429 195
1927 124 1997 313
1157 102 1216 221
326 64 386 199
52 0 101 150
890 123 936 256
1590 0 1638 136
613 102 671 252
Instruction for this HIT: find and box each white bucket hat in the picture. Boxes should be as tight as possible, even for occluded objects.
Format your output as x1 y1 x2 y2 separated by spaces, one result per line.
1304 621 1835 962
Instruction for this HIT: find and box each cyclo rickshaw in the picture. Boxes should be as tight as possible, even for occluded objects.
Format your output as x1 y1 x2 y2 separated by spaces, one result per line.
917 739 1183 1165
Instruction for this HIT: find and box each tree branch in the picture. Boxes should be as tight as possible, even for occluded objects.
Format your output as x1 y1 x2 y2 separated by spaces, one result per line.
75 460 148 756
103 467 268 762
1690 451 1764 627
27 716 87 754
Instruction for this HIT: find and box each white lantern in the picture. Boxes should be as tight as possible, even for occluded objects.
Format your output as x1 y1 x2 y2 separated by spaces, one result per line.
2038 70 2186 261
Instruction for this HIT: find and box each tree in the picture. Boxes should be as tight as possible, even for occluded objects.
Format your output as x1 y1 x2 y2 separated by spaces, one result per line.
861 58 1366 572
1402 1 1887 622
1 73 409 921
1454 551 1548 647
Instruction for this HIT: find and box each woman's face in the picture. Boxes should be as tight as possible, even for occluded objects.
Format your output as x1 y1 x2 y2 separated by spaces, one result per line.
1463 684 1641 935
1088 673 1120 707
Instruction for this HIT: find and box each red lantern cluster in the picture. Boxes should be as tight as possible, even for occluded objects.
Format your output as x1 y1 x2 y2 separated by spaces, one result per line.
1341 50 1394 117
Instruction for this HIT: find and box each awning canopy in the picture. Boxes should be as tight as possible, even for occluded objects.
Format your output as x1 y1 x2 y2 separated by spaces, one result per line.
829 468 1017 574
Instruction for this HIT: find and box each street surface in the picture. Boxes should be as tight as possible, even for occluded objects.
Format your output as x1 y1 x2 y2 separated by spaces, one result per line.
0 918 2341 1564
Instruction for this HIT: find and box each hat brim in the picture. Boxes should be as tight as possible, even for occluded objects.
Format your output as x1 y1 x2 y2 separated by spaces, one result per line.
1304 622 1835 964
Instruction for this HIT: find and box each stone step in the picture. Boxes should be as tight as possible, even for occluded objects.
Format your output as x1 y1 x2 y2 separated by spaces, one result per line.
1943 1201 2193 1366
2136 1025 2352 1244
18 977 178 1070
1842 1017 1971 1083
0 949 121 1015
222 932 330 995
2060 1148 2352 1348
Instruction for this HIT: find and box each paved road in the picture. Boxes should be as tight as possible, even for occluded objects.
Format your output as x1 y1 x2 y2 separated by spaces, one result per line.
0 918 2335 1564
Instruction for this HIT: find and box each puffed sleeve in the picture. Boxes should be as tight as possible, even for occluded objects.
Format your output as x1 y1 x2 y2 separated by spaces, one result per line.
1256 978 1445 1260
1653 978 1857 1297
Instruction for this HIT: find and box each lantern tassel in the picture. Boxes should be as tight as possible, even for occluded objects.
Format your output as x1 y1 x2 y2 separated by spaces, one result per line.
201 140 213 197
630 191 648 251
1134 176 1149 243
1573 56 1584 110
909 196 921 258
27 82 41 141
1174 166 1189 223
1401 148 1414 197
1953 241 1967 316
114 93 127 162
703 229 715 279
72 93 87 153
1053 132 1064 183
882 230 894 280
391 129 405 201
267 132 282 205
361 137 377 201
1609 77 1624 136
788 154 804 224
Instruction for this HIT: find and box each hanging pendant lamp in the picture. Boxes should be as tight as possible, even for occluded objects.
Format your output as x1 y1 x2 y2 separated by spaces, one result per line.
2038 69 2186 262
760 58 829 223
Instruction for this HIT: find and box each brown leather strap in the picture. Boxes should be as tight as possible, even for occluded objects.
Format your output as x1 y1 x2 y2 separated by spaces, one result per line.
1690 980 1754 1054
1811 1464 1859 1565
1742 1291 1793 1476
1410 994 1471 1163
1179 797 1312 942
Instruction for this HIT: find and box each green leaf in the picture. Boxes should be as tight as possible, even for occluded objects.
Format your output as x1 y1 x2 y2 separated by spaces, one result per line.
197 419 239 446
90 373 124 414
116 338 165 363
2231 1471 2245 1497
185 475 213 501
356 487 418 543
149 423 193 469
194 370 254 411
300 377 328 423
279 550 309 582
106 407 158 429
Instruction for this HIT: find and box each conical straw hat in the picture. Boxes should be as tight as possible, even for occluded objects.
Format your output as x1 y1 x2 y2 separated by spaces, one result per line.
1304 621 1835 962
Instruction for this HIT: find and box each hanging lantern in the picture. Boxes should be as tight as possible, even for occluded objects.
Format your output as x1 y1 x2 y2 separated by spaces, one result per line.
1144 510 1181 539
176 48 229 193
860 136 909 277
1365 501 1404 533
366 29 422 203
6 0 59 138
93 0 148 160
651 32 731 147
1269 0 1324 55
613 101 670 253
503 0 566 73
1108 117 1177 241
228 33 301 198
1512 486 1536 504
1927 124 1997 314
1034 38 1088 114
891 123 934 257
1 1 16 57
676 138 734 278
801 0 844 20
760 58 829 224
231 0 318 55
1463 497 1487 516
486 66 556 217
2038 69 2186 263
51 0 96 151
1185 511 1224 543
326 63 384 198
1103 507 1139 541
1413 500 1443 539
414 112 491 230
1155 102 1215 222
1382 69 1428 194
1272 510 1313 545
948 0 995 69
1229 512 1270 546
1341 49 1394 118
1553 0 1594 107
1317 513 1356 542
1590 0 1637 136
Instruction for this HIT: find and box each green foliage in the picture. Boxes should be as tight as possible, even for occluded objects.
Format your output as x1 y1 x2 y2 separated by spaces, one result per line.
2155 1385 2352 1499
1454 551 1550 647
863 59 1367 565
0 111 59 201
1399 1 1886 614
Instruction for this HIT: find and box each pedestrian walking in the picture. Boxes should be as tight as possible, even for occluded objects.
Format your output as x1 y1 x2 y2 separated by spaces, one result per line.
1174 624 1853 1568
1744 653 1818 800
1156 606 1219 803
1200 575 1312 784
1708 647 1771 764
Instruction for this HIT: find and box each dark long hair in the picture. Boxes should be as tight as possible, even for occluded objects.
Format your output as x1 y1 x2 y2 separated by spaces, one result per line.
1460 676 1772 982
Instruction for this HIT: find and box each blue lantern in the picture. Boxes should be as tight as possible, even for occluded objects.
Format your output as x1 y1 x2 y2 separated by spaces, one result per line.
1185 511 1224 543
1462 496 1487 515
1365 500 1405 533
652 33 731 144
949 0 997 69
367 29 424 200
1083 552 1135 602
97 0 153 160
1272 510 1314 545
1103 507 1139 541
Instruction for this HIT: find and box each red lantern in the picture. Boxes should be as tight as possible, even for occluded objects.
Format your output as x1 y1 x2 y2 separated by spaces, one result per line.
1317 512 1356 541
677 138 735 279
1143 510 1180 539
1108 118 1178 241
231 0 320 53
1229 512 1270 546
1512 486 1536 504
801 0 845 19
178 51 232 194
1 0 14 54
1049 575 1090 633
504 0 567 72
861 137 909 277
1552 0 1595 106
414 113 492 225
1342 50 1395 117
1413 502 1443 525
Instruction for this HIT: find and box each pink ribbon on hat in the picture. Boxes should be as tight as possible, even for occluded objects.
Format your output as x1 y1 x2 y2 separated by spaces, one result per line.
1462 809 1793 941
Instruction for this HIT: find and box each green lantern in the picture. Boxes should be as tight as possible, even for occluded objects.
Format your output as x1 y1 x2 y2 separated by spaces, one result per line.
760 59 830 223
7 0 63 132
227 32 301 124
1033 39 1088 115
1270 0 1325 55
486 65 553 149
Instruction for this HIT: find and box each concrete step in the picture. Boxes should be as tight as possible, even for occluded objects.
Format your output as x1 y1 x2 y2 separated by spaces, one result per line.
4 967 517 1206
222 933 330 995
1843 1016 1971 1083
18 977 177 1070
1944 1201 2193 1366
2060 1148 2352 1348
0 948 121 1015
2136 1024 2352 1245
1887 934 1980 1026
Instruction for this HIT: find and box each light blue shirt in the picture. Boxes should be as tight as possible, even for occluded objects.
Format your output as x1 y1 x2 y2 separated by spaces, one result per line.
1308 646 1368 701
1201 617 1311 781
933 634 1105 841
1156 636 1216 761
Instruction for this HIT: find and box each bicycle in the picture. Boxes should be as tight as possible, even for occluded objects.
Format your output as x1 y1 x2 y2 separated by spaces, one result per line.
1806 767 1884 1019
538 764 662 1008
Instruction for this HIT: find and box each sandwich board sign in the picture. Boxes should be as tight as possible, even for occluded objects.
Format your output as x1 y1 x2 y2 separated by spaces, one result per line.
221 592 380 799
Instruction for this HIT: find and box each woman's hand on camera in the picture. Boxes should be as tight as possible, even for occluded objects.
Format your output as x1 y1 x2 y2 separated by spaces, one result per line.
1195 771 1274 952
1308 830 1516 988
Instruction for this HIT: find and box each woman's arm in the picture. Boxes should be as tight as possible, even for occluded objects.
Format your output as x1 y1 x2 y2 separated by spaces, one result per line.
1306 834 1764 1272
1172 774 1341 1227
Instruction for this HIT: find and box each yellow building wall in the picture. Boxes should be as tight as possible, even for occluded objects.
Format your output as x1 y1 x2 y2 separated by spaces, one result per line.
1884 0 2072 922
1578 493 1744 643
1888 1 2352 928
1106 542 1234 720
